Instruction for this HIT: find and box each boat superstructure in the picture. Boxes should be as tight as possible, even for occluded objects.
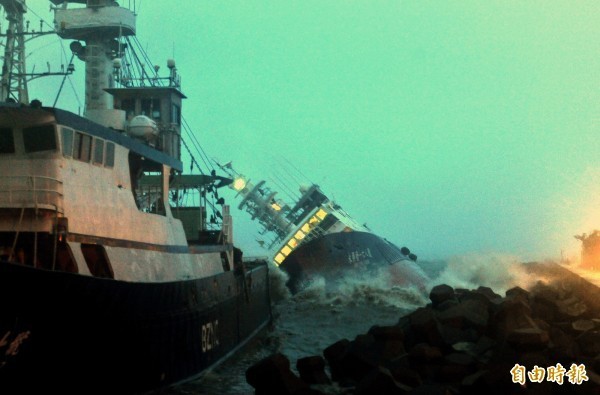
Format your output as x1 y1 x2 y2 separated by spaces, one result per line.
0 1 271 393
575 231 600 271
219 163 422 292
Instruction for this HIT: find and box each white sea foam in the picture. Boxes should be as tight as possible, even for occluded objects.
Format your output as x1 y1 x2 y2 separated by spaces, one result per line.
430 252 540 295
267 263 292 303
292 262 429 311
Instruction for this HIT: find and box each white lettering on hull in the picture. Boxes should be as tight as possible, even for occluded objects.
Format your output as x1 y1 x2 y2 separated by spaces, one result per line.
348 247 373 264
201 320 219 353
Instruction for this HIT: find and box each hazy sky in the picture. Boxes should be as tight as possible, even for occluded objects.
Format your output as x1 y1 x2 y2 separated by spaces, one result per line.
23 1 600 261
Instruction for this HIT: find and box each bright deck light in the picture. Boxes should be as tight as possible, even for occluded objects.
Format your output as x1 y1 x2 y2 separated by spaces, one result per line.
233 177 247 191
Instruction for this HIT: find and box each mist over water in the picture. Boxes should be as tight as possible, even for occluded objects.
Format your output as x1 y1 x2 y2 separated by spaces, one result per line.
164 253 552 394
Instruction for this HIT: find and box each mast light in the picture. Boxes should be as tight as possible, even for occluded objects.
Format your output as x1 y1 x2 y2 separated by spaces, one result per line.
233 177 247 192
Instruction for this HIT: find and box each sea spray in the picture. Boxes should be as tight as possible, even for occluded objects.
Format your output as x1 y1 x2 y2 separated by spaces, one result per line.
271 263 429 363
431 252 539 294
267 262 293 303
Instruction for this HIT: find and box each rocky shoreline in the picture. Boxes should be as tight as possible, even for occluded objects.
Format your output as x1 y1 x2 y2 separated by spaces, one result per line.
246 262 600 394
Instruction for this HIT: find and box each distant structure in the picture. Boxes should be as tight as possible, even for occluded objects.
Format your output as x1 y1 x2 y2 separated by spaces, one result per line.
574 230 600 270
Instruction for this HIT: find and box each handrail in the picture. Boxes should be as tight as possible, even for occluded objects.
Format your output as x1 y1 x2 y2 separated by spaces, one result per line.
0 175 64 212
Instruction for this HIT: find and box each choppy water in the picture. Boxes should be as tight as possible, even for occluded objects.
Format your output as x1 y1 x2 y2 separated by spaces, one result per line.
159 253 563 395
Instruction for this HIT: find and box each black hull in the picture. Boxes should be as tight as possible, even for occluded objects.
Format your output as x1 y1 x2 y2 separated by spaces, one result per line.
0 261 271 394
280 231 424 293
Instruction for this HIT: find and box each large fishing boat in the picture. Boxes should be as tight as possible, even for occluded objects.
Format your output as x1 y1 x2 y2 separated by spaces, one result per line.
0 1 271 393
218 163 426 293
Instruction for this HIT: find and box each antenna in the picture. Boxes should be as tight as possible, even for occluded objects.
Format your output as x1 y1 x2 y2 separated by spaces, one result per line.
1 0 35 102
0 0 73 104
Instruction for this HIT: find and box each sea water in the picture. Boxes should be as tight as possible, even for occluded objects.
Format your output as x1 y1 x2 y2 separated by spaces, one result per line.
161 254 544 395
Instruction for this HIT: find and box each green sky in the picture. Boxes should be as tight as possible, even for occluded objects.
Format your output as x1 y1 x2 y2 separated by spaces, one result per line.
27 0 600 261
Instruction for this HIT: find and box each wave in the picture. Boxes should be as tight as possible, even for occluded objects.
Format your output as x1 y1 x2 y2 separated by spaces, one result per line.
291 262 430 310
427 252 540 295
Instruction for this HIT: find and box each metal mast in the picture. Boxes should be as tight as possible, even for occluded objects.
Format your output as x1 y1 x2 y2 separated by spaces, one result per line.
0 0 28 103
218 162 292 244
53 0 136 128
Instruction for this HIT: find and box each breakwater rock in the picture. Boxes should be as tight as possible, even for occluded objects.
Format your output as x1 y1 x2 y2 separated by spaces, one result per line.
246 262 600 394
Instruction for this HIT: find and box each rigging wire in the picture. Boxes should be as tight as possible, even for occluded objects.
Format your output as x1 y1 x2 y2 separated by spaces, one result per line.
132 36 160 82
122 42 140 84
53 52 75 107
280 161 304 189
271 171 301 201
180 136 205 175
281 155 312 184
268 177 298 203
125 36 153 84
181 117 214 172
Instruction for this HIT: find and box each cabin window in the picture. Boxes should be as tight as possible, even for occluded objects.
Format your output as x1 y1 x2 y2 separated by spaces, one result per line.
74 132 92 162
0 128 15 154
93 138 104 165
105 142 115 167
171 104 181 125
121 98 136 119
61 127 74 157
23 124 57 153
141 98 161 120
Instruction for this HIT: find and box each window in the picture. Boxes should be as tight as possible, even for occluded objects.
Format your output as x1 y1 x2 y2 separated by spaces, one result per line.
141 98 160 120
274 253 285 265
73 132 81 158
294 230 306 240
0 128 14 154
105 142 115 167
23 124 57 153
121 98 136 119
74 132 92 162
61 127 74 157
171 103 181 125
93 138 104 165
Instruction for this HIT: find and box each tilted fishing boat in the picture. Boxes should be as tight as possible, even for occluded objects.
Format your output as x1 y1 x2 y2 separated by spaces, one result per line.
218 163 427 293
0 1 271 393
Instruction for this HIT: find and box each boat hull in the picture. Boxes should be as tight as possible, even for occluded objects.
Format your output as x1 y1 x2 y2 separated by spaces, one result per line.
0 261 271 394
279 231 425 293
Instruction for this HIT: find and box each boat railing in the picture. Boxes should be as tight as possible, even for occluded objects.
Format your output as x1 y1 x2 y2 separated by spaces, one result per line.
0 175 64 213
